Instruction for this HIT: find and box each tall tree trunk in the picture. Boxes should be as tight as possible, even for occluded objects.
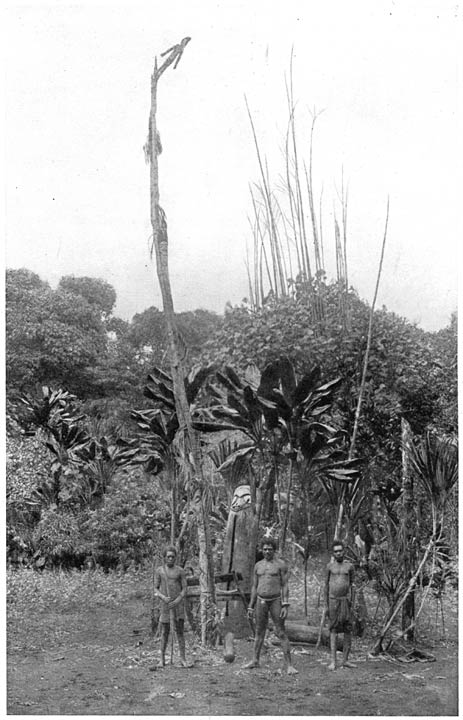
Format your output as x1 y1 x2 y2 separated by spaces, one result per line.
147 43 216 645
401 417 415 640
279 457 294 550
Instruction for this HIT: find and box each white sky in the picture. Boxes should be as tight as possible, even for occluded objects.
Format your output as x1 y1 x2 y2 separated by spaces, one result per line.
4 0 461 331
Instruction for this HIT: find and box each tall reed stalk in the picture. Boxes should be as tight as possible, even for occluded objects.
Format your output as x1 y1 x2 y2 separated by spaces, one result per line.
334 198 390 538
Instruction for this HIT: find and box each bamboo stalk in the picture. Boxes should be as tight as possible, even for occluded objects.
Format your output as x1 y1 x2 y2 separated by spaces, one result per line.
285 118 303 278
319 188 325 271
246 98 283 299
349 197 390 458
250 187 274 299
287 57 311 289
335 198 390 538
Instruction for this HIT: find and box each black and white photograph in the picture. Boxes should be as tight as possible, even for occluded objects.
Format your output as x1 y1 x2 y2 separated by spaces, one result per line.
5 0 459 715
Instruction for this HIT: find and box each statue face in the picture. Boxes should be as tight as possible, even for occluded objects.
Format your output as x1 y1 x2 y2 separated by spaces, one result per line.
231 484 251 513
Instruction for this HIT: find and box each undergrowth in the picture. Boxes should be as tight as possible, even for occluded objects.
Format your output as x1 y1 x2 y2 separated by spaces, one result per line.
7 567 150 618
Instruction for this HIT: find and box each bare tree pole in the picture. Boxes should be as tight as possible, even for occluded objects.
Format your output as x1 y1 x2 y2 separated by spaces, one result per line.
146 38 216 645
334 198 390 538
400 417 415 640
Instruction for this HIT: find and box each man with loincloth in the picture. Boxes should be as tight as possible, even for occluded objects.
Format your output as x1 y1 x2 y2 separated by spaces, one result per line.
325 540 356 670
244 537 298 674
153 546 188 667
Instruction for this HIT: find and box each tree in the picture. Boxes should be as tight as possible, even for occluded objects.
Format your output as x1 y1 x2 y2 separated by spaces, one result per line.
128 306 221 370
202 285 445 513
57 276 117 318
145 38 216 646
427 312 458 433
6 269 109 396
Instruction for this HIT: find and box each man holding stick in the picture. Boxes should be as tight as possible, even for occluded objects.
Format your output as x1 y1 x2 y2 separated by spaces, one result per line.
244 538 298 675
153 546 188 667
325 540 356 670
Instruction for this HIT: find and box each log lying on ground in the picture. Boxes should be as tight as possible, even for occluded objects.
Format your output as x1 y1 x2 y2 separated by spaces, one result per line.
186 588 241 599
186 572 243 587
282 621 343 649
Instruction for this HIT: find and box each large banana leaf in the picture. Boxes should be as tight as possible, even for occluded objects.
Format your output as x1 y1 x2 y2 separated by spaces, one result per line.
293 367 322 405
278 356 297 405
216 445 255 473
185 365 215 403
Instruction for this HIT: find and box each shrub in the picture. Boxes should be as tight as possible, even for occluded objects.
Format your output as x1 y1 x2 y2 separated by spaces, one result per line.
31 507 86 568
6 431 50 564
79 470 170 569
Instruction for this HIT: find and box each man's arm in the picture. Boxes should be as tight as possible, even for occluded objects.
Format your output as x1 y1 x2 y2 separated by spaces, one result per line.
348 564 355 603
153 568 168 603
324 564 331 607
280 561 290 605
279 561 290 619
168 568 187 608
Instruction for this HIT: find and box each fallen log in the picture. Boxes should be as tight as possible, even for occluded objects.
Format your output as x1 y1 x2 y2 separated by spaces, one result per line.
283 621 343 649
186 572 243 587
186 588 240 599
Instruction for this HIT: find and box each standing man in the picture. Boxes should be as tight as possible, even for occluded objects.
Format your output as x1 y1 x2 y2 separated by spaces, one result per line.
244 538 298 675
153 546 188 667
325 540 356 670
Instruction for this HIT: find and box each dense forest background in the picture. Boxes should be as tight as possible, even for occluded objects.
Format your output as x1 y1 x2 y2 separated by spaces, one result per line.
6 266 457 572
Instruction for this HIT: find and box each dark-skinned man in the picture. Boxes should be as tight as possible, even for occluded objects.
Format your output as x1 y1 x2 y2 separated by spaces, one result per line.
244 537 298 675
325 540 356 670
153 546 188 667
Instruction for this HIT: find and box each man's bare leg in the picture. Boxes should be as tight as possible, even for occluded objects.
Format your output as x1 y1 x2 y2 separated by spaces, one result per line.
244 604 267 668
243 631 265 668
340 632 356 668
158 623 169 667
269 604 298 675
176 620 190 667
328 630 337 670
281 635 298 674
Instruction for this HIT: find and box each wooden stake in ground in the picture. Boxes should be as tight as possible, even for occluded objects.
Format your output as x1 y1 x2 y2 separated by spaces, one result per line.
145 38 216 646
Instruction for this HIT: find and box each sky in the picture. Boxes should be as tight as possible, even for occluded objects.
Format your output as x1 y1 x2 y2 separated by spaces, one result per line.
4 0 461 331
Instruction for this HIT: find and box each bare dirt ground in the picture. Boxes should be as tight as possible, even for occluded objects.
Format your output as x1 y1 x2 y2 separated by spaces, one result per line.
7 569 458 716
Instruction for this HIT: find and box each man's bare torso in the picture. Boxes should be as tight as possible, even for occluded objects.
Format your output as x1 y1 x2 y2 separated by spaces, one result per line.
255 558 286 598
327 560 352 598
156 565 185 598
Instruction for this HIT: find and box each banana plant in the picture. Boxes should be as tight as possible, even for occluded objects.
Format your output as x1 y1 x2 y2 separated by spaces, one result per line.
33 420 91 507
208 438 253 505
77 434 141 502
197 358 362 548
129 364 218 546
257 357 362 546
17 385 83 434
196 365 281 520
